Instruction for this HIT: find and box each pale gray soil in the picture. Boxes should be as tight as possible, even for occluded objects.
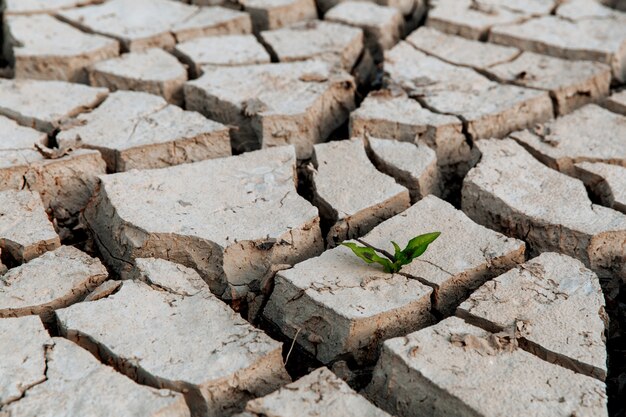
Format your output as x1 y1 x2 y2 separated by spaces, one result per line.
0 0 625 416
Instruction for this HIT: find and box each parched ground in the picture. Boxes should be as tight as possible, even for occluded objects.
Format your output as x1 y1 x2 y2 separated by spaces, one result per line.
0 0 625 416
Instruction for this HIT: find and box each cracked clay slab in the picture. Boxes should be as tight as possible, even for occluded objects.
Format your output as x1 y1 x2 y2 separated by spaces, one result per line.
0 115 47 151
88 48 188 106
458 252 608 380
0 190 60 264
385 42 553 141
184 59 356 157
56 272 290 417
349 89 474 177
362 195 525 315
56 90 231 172
509 104 626 175
260 20 364 70
426 0 557 40
407 27 611 115
57 0 252 51
0 246 107 321
2 0 99 15
2 14 119 83
0 316 52 407
325 2 404 61
311 138 410 246
0 79 108 135
365 316 608 417
173 35 271 77
489 0 626 82
84 145 323 299
263 242 433 364
239 0 317 33
366 137 441 203
462 138 626 283
0 149 106 226
238 367 391 416
1 337 190 417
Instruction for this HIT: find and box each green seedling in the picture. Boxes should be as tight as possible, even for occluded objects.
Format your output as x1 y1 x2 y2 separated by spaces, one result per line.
342 232 441 273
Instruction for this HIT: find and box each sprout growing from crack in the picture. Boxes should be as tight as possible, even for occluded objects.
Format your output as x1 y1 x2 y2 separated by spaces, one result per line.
342 232 441 273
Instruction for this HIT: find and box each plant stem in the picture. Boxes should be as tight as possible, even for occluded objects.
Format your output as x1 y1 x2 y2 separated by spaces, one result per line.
355 238 396 262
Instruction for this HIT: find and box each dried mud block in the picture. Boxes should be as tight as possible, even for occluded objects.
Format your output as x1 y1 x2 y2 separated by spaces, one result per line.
490 1 626 82
2 14 119 83
0 149 106 225
174 35 270 77
604 89 626 115
385 42 554 140
408 28 611 115
0 190 60 264
0 316 52 407
0 79 108 134
263 242 433 364
171 6 252 43
349 89 474 176
362 195 525 315
462 139 626 282
556 0 624 19
366 317 608 417
406 26 521 71
366 137 441 203
0 246 107 321
56 277 290 417
0 115 47 151
311 139 410 246
426 0 555 40
89 48 188 106
239 367 391 416
260 21 363 70
2 0 102 15
56 91 231 172
84 146 323 298
185 60 355 157
458 252 608 380
509 104 626 175
325 2 404 61
57 0 252 51
574 162 626 213
318 0 416 16
132 257 210 296
487 52 612 115
0 337 190 417
239 0 317 32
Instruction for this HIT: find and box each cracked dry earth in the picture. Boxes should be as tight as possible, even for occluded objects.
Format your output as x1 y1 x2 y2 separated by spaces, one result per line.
1 0 626 416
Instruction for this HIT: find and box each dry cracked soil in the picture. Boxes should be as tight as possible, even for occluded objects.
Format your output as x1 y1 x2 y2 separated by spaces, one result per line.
0 0 625 416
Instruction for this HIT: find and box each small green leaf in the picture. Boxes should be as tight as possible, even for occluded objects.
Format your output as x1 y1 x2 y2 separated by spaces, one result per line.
341 242 377 263
391 241 402 256
382 262 395 273
342 232 441 274
402 232 441 260
403 232 441 253
391 241 408 265
369 253 395 272
342 243 394 272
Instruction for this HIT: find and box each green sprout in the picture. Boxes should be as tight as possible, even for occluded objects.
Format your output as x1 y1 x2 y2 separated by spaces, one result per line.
342 232 441 273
